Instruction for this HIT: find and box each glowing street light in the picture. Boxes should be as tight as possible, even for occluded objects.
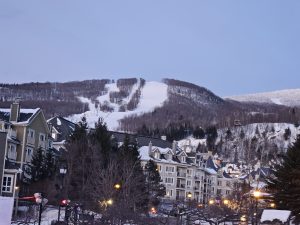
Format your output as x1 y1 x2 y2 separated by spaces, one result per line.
253 190 261 198
270 203 276 208
114 183 121 190
209 199 214 205
107 199 113 205
223 199 229 205
187 193 192 199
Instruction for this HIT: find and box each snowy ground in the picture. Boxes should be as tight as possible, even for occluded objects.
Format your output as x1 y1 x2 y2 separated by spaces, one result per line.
67 81 168 130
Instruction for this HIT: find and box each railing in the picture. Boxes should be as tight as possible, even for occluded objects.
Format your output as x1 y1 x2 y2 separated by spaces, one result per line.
177 172 186 177
176 184 185 189
8 129 17 138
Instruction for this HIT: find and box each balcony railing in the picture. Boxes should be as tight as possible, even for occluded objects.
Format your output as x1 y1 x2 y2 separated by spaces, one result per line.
176 184 185 189
8 129 17 138
177 172 186 177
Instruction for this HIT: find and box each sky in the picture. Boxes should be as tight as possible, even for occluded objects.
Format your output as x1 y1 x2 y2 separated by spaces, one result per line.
0 0 300 96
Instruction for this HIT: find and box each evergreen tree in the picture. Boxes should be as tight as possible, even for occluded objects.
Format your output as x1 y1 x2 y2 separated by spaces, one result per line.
283 127 291 140
206 126 218 151
267 135 300 223
144 160 166 207
65 117 90 202
31 147 47 181
193 127 205 139
44 150 55 177
90 118 112 169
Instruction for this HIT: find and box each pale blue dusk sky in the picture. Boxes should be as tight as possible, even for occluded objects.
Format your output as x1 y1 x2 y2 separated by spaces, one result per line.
0 0 299 96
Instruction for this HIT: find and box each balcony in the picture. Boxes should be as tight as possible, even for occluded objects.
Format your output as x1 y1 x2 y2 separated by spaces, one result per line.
177 172 186 177
8 129 17 138
176 184 185 189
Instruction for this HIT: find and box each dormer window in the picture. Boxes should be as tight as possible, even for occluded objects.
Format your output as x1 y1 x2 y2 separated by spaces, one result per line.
165 153 172 160
181 156 186 163
154 152 160 159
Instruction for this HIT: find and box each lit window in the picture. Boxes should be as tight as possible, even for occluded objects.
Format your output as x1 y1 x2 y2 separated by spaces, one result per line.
2 175 14 193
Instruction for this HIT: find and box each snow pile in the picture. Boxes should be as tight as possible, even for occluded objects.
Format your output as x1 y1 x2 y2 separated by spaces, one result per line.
226 89 300 106
67 81 168 130
261 209 291 223
0 196 14 225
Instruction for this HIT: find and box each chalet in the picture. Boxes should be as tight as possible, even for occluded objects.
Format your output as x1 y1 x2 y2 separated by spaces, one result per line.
0 100 51 197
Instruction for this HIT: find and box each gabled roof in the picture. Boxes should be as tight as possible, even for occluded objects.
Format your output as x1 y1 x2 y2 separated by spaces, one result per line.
222 171 232 179
0 108 40 124
47 116 77 142
206 156 219 171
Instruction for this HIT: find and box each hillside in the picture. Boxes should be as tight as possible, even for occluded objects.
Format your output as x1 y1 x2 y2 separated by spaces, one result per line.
178 122 300 165
226 89 300 107
0 79 299 132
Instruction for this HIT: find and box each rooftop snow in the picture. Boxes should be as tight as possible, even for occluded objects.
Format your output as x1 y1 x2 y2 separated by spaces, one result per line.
261 209 291 223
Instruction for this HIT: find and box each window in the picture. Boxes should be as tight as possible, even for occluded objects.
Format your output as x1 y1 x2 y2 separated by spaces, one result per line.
25 147 33 162
154 152 160 159
226 190 230 195
28 129 35 138
186 180 192 187
187 169 192 176
2 175 14 193
158 165 162 172
39 133 45 142
8 144 17 160
165 178 173 184
226 181 231 187
181 156 186 163
166 189 173 197
166 166 174 173
217 181 222 186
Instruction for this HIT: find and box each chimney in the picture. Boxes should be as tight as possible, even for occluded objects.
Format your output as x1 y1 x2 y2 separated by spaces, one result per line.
172 140 177 155
9 98 21 122
148 141 152 156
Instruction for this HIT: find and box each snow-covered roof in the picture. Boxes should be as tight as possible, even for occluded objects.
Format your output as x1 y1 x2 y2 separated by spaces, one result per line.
261 209 291 223
139 146 152 161
0 108 40 125
205 168 217 175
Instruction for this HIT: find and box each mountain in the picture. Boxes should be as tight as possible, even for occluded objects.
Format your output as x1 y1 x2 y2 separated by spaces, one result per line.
226 89 300 107
0 79 299 132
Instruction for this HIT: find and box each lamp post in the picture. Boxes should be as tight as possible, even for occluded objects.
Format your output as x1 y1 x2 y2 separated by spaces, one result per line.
253 190 261 225
57 166 67 222
186 192 192 225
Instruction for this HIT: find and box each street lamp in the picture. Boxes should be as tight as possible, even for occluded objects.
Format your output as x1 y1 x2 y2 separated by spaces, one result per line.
114 183 121 190
223 199 229 205
58 165 67 222
209 199 215 205
253 190 261 225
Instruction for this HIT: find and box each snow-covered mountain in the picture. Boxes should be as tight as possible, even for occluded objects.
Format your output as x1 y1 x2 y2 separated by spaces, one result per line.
226 89 300 107
1 78 300 132
67 80 168 130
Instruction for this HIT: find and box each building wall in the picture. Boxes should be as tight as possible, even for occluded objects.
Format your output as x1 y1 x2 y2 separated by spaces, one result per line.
0 132 7 195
